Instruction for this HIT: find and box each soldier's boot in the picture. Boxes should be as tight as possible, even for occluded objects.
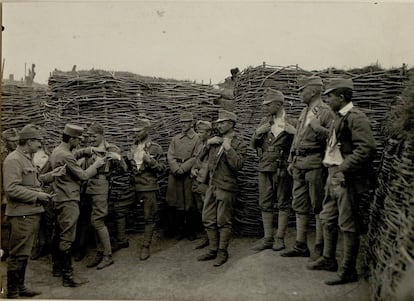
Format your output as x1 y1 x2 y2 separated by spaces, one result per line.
252 211 274 252
62 250 88 287
213 227 231 267
96 255 114 270
313 214 324 259
52 248 63 277
17 258 41 297
140 223 155 261
7 270 19 299
307 225 338 271
194 236 210 250
185 211 197 241
325 232 359 285
281 214 310 257
116 217 129 248
86 251 103 268
175 210 186 240
197 229 218 261
273 210 289 251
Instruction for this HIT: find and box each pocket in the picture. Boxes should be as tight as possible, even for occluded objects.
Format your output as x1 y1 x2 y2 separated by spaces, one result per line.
22 167 37 186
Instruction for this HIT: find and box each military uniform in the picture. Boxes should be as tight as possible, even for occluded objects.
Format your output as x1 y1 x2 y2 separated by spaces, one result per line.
282 76 334 258
166 112 199 239
308 78 376 285
49 124 103 287
3 124 50 298
128 118 166 260
197 110 246 266
251 88 296 252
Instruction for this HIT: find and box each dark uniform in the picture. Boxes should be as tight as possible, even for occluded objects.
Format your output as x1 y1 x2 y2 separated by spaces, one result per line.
3 124 53 298
251 88 296 252
127 118 165 260
49 124 104 287
166 112 199 239
307 78 376 285
282 76 334 258
197 110 246 266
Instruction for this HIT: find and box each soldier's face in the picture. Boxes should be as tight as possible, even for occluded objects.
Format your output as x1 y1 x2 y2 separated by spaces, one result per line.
216 120 233 135
70 137 81 150
89 133 103 147
326 92 343 112
181 121 193 132
28 139 42 154
196 128 210 141
265 101 283 115
300 87 314 104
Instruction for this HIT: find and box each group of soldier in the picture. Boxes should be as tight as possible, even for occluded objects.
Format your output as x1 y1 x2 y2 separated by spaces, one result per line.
0 74 376 298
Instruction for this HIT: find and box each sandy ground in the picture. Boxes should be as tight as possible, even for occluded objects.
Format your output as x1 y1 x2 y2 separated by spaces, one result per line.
0 228 371 301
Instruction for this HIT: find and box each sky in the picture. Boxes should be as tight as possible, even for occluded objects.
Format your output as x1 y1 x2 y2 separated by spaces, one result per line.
2 0 414 84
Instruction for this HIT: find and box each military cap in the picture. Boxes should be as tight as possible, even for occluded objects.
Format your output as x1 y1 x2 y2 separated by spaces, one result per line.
63 124 84 138
230 67 240 75
132 118 152 131
323 78 354 95
262 88 284 105
298 75 323 91
2 128 19 141
19 124 42 140
180 112 194 122
196 120 212 130
216 109 237 123
87 122 104 135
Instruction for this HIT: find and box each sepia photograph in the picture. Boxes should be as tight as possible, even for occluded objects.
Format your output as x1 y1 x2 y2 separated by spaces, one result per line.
1 1 414 300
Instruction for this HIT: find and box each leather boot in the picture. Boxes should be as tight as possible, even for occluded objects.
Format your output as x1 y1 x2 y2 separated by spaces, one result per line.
197 229 218 261
116 217 129 247
96 255 114 270
325 232 359 285
281 241 310 257
307 225 338 271
185 211 197 241
252 211 274 252
86 251 103 268
62 250 88 287
273 210 289 251
281 214 310 257
7 270 19 299
17 259 41 297
52 248 63 277
213 249 229 267
313 214 324 259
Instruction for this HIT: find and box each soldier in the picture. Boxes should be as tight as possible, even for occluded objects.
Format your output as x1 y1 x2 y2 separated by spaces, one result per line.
197 110 246 266
127 118 165 260
282 75 334 258
75 122 121 270
3 124 64 298
251 88 296 252
166 112 199 240
307 78 376 285
1 128 19 262
191 120 213 250
49 124 105 287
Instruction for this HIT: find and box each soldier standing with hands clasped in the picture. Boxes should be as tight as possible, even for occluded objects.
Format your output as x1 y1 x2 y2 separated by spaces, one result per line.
307 78 376 285
197 110 246 266
251 88 296 252
3 124 65 298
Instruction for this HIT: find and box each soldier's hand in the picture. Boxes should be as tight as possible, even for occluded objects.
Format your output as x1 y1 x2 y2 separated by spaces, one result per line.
207 136 223 146
222 137 232 151
287 163 293 176
51 164 66 177
93 157 106 168
256 123 271 135
37 192 53 204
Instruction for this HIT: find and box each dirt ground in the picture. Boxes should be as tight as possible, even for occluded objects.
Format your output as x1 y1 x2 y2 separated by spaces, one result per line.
0 228 371 301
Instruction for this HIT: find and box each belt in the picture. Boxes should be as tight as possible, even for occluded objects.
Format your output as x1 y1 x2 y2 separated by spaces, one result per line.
294 148 323 157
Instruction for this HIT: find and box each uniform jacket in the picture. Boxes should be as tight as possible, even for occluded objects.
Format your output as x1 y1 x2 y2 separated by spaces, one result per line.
49 142 98 202
127 138 165 192
252 115 296 172
191 138 210 194
3 148 45 216
333 107 376 193
206 133 246 192
74 141 121 195
167 129 199 174
290 101 335 169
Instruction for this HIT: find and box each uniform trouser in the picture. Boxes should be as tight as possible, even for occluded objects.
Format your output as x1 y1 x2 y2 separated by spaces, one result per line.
88 193 112 255
259 170 292 212
1 204 10 259
202 185 236 251
319 168 358 233
54 201 80 252
7 214 41 270
136 191 158 247
291 167 326 214
73 195 92 255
